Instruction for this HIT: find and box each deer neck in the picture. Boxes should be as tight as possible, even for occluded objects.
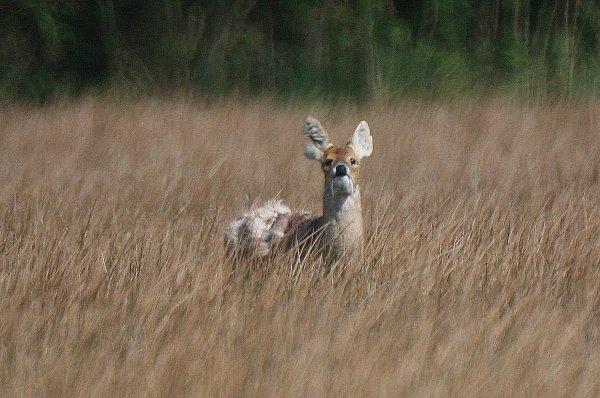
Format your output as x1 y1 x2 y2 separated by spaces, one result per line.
321 185 364 256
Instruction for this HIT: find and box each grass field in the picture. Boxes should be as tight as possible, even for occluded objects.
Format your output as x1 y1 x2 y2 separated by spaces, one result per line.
1 98 600 396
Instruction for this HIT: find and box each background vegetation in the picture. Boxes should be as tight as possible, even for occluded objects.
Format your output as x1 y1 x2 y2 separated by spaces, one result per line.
3 2 600 395
3 0 600 102
2 100 600 395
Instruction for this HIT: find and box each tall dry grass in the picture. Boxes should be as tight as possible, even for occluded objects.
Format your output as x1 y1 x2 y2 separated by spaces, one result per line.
1 98 600 396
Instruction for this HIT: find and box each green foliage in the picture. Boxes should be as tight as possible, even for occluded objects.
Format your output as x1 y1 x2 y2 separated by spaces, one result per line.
2 0 600 102
0 1 109 102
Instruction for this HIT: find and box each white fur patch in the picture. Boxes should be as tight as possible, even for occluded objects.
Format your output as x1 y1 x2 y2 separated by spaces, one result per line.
224 199 292 257
349 121 373 159
332 175 354 196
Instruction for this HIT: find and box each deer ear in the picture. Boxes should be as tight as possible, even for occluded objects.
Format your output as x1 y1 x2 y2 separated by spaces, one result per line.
304 142 323 160
349 121 372 159
304 117 332 152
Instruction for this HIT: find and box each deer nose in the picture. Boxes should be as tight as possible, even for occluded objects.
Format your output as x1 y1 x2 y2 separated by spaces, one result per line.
335 164 348 176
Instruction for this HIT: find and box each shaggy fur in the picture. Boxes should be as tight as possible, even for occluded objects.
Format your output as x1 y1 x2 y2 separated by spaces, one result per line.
224 199 294 257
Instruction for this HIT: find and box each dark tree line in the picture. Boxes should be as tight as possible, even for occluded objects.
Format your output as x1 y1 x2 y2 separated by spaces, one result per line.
2 0 600 102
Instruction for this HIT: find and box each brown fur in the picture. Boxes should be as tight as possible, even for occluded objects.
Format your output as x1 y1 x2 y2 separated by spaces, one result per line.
322 146 362 181
281 212 322 255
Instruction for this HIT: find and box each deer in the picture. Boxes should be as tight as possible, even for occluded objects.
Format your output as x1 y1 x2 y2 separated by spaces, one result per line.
224 117 373 263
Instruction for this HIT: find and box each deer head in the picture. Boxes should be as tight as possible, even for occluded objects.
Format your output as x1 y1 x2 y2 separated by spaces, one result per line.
303 117 373 197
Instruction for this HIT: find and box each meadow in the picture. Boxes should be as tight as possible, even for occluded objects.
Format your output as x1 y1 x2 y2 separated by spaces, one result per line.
1 98 600 396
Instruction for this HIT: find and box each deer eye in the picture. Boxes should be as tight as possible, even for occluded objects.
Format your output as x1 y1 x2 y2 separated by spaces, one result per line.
324 158 333 166
350 158 358 165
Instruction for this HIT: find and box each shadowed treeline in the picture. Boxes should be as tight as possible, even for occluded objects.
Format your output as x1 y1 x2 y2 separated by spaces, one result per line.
2 0 600 102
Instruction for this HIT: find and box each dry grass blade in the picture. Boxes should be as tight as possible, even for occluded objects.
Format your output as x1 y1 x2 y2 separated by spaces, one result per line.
1 98 600 397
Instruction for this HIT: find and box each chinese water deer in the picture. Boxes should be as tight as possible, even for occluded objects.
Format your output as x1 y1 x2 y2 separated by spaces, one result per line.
224 117 373 262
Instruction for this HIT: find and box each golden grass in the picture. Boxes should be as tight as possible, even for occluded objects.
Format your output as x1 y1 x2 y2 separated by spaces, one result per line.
2 98 600 397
